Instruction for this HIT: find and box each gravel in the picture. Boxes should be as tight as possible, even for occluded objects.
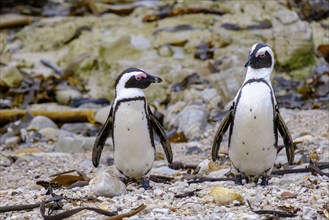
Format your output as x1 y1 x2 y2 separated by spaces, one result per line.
0 109 328 219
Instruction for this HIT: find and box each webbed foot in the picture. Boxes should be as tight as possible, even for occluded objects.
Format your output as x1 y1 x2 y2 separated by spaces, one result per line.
260 175 269 186
141 176 152 190
234 174 244 185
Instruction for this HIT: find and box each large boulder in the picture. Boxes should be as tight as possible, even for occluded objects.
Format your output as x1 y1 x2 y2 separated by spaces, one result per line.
272 10 315 74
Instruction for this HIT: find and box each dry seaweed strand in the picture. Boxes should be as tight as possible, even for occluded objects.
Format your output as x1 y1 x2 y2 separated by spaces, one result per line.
247 200 297 218
0 194 145 220
106 204 146 220
185 162 329 184
168 161 197 170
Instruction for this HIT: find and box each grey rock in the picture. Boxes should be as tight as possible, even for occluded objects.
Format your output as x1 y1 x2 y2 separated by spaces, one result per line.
27 116 58 131
152 166 179 176
79 159 94 174
152 208 170 215
158 45 173 57
272 9 314 71
130 35 151 50
61 123 90 135
55 88 82 105
177 104 208 140
54 135 97 153
153 188 164 196
89 169 126 197
311 19 329 59
39 127 72 141
275 10 299 25
4 136 20 146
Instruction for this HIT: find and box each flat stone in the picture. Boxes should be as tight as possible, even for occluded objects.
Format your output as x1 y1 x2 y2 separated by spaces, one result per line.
27 116 58 131
89 169 127 197
54 135 96 153
0 66 23 88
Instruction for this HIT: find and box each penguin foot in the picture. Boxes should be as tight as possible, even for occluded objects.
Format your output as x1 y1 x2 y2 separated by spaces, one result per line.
234 174 244 185
119 177 130 185
141 176 152 190
260 176 269 186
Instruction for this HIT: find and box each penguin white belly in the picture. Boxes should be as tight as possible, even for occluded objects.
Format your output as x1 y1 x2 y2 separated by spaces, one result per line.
229 82 276 176
113 100 155 178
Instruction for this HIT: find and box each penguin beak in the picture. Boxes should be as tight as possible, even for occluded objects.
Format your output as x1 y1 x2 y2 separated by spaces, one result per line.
244 57 250 68
146 74 162 83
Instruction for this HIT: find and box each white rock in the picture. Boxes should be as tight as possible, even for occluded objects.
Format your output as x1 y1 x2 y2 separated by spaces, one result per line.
54 135 97 153
153 208 170 215
27 116 58 131
55 88 81 105
151 166 178 176
153 188 164 196
39 127 72 140
4 136 20 146
195 159 211 174
95 106 111 124
89 169 126 197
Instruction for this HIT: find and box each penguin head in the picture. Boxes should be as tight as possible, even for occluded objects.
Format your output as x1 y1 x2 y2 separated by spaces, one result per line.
115 67 162 99
245 43 274 70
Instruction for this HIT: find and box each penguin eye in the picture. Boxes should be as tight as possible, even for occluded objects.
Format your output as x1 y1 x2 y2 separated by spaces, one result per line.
259 53 265 58
136 76 141 81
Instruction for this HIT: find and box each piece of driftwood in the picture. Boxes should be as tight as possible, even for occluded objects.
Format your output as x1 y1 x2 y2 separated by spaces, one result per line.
0 109 95 125
0 14 33 29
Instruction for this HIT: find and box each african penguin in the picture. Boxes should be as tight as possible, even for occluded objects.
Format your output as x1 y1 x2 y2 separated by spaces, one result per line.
92 67 173 189
212 43 294 185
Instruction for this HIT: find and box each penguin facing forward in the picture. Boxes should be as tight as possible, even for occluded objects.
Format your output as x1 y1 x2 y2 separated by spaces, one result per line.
212 43 294 185
92 68 173 189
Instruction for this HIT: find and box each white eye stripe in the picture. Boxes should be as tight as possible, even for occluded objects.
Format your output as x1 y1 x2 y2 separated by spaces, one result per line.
134 72 147 81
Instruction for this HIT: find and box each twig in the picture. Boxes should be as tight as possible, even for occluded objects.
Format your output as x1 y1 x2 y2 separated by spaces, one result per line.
168 161 197 170
247 200 296 218
271 163 329 176
150 175 174 184
187 176 235 184
174 189 201 198
107 204 147 220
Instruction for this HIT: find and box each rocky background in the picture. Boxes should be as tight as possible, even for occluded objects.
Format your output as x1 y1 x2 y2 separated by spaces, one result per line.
0 0 328 219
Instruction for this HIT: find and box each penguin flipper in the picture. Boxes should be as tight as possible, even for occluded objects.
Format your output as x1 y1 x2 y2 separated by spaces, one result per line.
92 107 113 167
212 108 233 162
148 106 173 164
276 109 294 165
